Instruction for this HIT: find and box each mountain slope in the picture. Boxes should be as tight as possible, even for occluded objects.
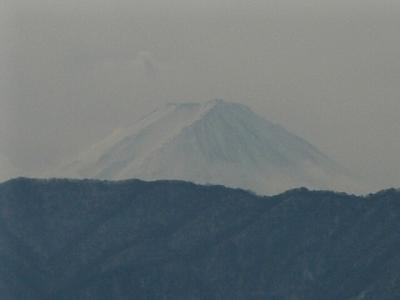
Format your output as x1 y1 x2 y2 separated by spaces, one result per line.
61 99 357 194
0 178 399 299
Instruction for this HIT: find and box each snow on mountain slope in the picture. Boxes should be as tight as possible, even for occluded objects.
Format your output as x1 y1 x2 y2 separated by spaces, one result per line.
60 99 358 194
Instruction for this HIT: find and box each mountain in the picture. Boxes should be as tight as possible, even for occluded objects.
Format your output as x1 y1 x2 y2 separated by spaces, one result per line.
0 178 399 299
60 99 357 195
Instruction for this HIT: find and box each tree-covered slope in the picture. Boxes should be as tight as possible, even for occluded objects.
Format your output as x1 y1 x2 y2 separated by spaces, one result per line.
0 178 399 299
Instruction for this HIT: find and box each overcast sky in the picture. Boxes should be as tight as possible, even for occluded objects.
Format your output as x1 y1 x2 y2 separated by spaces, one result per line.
1 0 399 190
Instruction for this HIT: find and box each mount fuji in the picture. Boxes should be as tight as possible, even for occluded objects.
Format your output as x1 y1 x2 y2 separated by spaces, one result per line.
60 99 357 194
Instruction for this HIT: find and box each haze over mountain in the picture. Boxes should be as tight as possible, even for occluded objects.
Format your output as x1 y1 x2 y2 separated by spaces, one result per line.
59 99 359 195
1 178 399 299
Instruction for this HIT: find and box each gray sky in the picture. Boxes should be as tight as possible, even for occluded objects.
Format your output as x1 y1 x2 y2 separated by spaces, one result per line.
1 0 399 190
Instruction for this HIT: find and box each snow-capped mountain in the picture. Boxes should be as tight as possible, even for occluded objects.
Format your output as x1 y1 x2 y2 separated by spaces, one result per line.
61 99 357 194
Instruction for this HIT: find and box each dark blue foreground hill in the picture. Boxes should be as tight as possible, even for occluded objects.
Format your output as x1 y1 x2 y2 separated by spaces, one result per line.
0 178 399 300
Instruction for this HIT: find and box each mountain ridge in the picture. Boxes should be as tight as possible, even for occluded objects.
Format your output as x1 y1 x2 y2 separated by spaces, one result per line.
0 178 399 299
2 176 397 197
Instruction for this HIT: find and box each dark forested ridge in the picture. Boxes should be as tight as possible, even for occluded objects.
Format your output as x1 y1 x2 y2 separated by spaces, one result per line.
0 178 399 300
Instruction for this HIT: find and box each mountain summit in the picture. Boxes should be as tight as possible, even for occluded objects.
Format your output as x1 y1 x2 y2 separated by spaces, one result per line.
61 99 355 194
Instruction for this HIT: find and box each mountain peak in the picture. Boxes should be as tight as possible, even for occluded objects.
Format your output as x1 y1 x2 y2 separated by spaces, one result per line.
207 98 229 107
164 98 241 112
59 99 359 195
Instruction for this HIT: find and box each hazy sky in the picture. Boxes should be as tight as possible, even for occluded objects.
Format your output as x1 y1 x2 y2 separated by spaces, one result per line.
1 0 399 190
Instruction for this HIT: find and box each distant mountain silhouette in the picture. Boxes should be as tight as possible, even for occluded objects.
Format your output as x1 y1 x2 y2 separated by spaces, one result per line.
0 178 399 299
58 99 361 194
